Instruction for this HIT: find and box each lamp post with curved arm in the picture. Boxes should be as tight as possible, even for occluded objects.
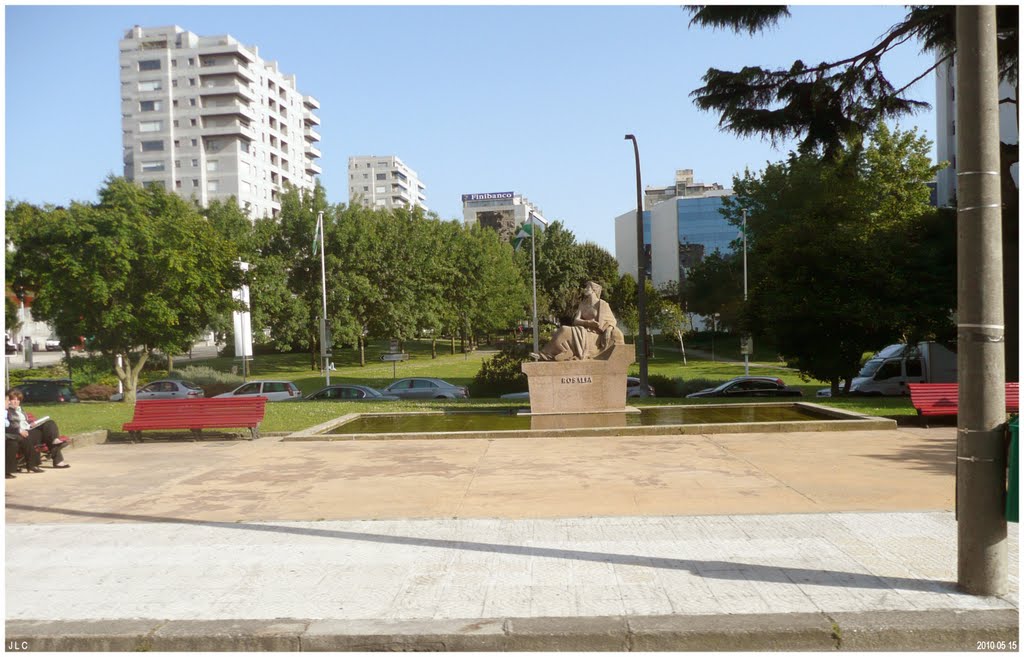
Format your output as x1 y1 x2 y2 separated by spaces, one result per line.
624 134 649 397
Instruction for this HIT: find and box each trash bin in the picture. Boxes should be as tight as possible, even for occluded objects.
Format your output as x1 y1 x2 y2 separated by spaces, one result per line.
1007 415 1019 523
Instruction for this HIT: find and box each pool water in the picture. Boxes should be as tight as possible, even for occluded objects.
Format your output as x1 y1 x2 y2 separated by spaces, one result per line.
328 404 843 435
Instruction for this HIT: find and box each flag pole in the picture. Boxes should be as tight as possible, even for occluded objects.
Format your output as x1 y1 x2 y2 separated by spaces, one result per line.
318 211 329 386
530 213 539 354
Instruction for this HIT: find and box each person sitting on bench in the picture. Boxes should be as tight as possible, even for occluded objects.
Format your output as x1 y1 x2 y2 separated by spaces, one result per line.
6 389 68 470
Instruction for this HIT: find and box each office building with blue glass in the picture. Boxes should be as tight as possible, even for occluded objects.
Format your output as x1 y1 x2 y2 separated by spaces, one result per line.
614 178 734 290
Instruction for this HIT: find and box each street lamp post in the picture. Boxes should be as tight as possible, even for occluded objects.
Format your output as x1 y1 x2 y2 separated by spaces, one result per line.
743 209 749 376
624 134 648 397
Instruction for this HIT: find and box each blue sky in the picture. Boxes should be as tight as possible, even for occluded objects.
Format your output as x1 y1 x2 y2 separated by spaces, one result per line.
5 4 940 253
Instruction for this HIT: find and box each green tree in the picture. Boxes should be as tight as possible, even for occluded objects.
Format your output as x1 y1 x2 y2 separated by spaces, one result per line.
684 251 743 331
687 4 1018 379
518 221 585 323
576 242 620 293
725 124 951 393
6 177 239 403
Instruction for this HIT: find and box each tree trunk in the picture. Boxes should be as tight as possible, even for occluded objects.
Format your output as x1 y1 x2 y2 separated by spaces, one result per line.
167 353 174 375
431 337 437 359
359 335 365 367
114 350 150 406
676 330 687 365
63 348 73 381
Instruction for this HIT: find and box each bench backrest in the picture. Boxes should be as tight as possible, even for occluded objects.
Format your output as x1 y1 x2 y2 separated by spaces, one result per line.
125 397 267 429
909 382 1020 415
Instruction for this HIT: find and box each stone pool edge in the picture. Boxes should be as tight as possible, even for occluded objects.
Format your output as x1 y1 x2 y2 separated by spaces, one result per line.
282 402 896 442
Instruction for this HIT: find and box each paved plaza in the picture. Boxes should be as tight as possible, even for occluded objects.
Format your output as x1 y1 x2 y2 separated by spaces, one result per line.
5 425 1020 650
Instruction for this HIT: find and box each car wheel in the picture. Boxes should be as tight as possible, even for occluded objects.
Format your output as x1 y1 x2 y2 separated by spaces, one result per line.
435 395 448 399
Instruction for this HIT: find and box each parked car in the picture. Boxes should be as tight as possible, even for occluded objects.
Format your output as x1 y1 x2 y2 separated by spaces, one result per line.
5 335 17 355
110 379 205 402
10 379 79 403
382 378 469 400
627 377 656 398
44 337 62 352
305 384 400 401
686 376 803 399
214 380 302 402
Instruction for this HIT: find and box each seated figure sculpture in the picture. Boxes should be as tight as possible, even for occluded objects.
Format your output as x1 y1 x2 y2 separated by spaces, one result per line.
530 281 625 362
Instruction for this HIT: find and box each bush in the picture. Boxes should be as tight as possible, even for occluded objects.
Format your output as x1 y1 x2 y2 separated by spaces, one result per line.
76 382 118 401
471 346 529 397
677 378 726 396
646 374 682 397
168 365 244 386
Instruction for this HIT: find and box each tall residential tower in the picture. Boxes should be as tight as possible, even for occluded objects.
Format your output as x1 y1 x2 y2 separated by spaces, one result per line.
347 156 428 211
119 25 322 219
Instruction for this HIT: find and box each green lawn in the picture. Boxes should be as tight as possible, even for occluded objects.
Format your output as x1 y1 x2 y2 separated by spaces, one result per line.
29 339 921 436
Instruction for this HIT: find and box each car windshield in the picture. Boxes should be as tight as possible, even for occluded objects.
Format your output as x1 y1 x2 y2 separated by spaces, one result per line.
182 381 202 390
858 358 884 378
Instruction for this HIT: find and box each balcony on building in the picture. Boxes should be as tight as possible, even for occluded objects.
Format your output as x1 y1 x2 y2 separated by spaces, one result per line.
198 74 256 102
196 42 256 65
198 57 256 84
201 117 256 141
200 96 255 121
305 144 322 159
304 125 321 142
305 160 322 175
303 95 320 110
303 112 321 127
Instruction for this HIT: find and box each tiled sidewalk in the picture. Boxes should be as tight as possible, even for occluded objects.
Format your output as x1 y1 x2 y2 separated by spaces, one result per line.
6 511 1017 622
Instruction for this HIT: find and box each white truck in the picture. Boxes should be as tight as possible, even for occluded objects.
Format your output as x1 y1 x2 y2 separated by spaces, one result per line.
818 341 958 397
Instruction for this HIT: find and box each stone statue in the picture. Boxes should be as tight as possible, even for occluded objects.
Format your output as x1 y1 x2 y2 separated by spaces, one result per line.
530 281 625 361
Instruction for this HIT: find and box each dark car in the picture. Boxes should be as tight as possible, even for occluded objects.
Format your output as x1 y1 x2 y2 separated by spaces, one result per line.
11 379 80 403
305 384 400 401
686 376 803 399
382 377 469 400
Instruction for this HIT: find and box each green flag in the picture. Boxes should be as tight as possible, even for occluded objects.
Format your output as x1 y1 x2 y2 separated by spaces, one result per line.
512 221 534 252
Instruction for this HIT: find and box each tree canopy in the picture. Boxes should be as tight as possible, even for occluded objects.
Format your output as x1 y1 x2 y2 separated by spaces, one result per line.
6 177 240 402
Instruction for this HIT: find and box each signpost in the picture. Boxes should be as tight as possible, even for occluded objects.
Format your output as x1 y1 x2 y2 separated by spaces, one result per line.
380 352 409 378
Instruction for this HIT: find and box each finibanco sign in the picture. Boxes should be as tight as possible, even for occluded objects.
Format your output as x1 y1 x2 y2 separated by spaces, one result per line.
462 191 514 202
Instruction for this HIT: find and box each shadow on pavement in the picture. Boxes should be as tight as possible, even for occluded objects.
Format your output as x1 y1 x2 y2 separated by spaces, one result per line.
7 503 955 594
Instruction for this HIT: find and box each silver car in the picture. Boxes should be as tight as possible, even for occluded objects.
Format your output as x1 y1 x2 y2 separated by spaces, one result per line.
305 384 400 401
382 377 469 400
110 379 204 401
214 380 302 402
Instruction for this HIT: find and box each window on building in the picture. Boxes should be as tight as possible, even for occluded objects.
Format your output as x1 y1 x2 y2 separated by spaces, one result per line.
138 59 161 71
172 120 179 128
192 179 199 187
192 159 199 167
207 140 221 151
363 173 369 180
141 161 165 172
173 139 180 147
174 160 180 168
139 120 162 132
189 98 197 107
188 58 194 66
375 186 385 194
176 180 182 189
207 160 219 172
138 80 161 92
141 140 164 152
376 173 386 181
191 139 198 147
208 180 219 192
190 118 197 127
240 141 250 154
189 78 196 87
172 80 178 87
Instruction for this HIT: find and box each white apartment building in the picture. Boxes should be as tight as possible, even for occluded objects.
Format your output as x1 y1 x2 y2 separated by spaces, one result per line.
347 156 427 211
934 54 1018 207
119 25 322 219
462 191 544 242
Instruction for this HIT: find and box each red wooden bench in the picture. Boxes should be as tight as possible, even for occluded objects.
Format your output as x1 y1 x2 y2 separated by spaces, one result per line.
122 397 268 442
908 382 1020 417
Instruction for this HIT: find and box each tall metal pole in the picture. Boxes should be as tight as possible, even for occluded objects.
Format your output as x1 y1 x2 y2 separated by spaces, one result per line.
531 212 540 354
318 211 330 386
743 209 749 376
624 134 648 397
955 5 1006 596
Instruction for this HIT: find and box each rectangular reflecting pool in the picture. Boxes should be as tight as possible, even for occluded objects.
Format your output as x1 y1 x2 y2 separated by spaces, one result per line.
327 404 850 435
